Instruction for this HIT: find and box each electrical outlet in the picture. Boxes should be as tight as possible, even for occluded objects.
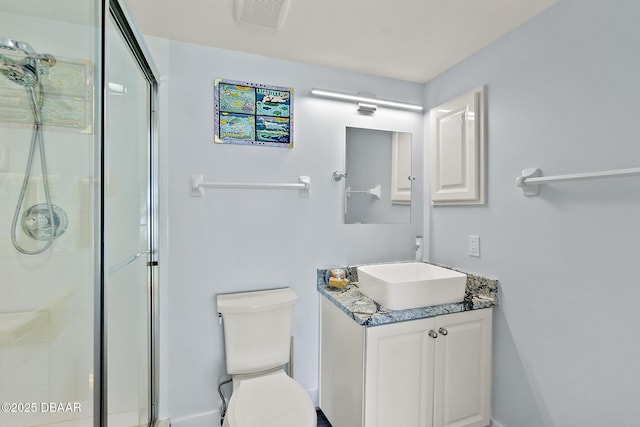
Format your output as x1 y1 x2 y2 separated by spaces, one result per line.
468 235 480 257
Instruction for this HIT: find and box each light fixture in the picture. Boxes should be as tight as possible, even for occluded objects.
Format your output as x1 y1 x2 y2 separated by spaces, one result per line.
310 88 424 112
357 102 377 114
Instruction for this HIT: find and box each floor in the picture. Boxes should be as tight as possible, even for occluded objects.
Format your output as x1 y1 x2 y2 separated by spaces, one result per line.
317 409 332 427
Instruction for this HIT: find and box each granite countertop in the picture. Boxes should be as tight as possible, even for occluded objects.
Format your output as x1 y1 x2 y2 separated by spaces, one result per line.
317 263 499 327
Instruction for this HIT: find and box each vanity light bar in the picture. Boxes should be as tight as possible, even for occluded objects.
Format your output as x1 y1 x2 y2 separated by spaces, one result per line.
310 88 424 112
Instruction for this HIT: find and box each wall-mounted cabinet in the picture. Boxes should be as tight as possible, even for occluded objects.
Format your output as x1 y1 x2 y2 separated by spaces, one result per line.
430 87 485 205
320 298 492 427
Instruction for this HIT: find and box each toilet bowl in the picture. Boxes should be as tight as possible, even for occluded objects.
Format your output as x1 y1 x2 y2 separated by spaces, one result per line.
223 369 316 427
217 288 317 427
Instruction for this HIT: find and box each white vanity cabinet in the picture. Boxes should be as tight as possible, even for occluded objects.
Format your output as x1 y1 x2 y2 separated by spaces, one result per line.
320 298 492 427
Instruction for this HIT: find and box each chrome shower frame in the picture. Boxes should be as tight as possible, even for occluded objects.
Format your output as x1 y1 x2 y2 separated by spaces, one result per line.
94 1 161 427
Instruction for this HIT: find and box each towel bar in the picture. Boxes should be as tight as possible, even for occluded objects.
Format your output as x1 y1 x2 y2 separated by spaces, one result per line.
190 174 311 197
516 167 640 196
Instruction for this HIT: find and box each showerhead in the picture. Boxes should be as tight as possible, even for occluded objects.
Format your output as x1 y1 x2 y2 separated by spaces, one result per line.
0 56 38 87
0 37 55 87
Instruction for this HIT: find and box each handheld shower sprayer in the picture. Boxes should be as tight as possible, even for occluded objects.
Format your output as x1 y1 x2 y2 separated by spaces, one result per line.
0 37 55 88
1 36 66 254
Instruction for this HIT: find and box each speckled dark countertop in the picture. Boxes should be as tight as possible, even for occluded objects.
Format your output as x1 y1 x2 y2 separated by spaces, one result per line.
317 262 499 327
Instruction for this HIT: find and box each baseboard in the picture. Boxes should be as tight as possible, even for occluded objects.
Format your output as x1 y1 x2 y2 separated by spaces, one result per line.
154 420 171 427
169 410 220 427
491 419 506 427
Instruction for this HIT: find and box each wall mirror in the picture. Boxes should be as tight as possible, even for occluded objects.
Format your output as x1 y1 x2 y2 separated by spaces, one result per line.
344 127 412 224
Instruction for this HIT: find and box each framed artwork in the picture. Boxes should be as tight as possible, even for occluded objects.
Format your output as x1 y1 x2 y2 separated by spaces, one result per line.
214 78 293 148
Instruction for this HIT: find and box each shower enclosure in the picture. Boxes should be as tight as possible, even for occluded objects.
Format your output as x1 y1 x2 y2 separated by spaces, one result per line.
0 0 159 426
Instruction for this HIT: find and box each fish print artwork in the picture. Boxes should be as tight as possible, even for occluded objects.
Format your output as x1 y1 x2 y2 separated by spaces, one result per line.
214 78 293 148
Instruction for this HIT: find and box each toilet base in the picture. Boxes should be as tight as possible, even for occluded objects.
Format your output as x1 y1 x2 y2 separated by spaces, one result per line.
222 369 316 427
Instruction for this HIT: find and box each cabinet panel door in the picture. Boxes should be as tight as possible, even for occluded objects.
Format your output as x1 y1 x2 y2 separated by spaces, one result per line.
320 298 365 427
430 87 485 205
433 309 492 427
365 317 436 427
391 131 412 204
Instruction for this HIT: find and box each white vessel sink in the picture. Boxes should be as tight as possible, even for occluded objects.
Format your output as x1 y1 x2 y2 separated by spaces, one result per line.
356 262 467 310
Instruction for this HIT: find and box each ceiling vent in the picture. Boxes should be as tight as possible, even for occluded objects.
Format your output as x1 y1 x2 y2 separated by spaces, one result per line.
234 0 291 30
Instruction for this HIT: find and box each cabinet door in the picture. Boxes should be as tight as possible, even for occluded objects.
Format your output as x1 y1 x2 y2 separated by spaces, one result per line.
320 298 365 427
391 131 412 204
364 317 436 427
433 309 492 427
430 87 485 205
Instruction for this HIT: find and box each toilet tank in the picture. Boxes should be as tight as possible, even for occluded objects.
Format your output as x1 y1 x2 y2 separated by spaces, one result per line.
217 288 297 375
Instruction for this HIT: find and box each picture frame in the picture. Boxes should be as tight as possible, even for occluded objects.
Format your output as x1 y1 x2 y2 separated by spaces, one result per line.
214 78 293 148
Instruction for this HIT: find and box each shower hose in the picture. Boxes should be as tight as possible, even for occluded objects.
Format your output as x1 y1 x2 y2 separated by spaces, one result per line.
10 80 57 255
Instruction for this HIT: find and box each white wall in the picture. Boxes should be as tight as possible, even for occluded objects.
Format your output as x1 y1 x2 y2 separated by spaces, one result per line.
165 41 424 423
424 1 640 426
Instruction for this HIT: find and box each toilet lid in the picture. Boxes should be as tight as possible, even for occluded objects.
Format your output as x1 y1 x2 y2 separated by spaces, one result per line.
226 371 316 427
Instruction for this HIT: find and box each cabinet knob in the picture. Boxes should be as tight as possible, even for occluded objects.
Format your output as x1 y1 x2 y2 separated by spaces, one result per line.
428 330 438 339
438 327 448 336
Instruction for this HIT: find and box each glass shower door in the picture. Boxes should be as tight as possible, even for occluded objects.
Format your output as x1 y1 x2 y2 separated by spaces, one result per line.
104 12 152 427
0 1 158 426
0 2 99 427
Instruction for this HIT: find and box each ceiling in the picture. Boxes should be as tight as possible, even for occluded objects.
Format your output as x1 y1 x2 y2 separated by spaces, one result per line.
128 0 559 84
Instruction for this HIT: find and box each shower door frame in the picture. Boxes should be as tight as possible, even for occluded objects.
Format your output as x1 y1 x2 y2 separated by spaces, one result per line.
96 1 160 426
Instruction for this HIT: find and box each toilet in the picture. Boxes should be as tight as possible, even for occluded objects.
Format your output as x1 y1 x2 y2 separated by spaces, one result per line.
217 288 317 427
